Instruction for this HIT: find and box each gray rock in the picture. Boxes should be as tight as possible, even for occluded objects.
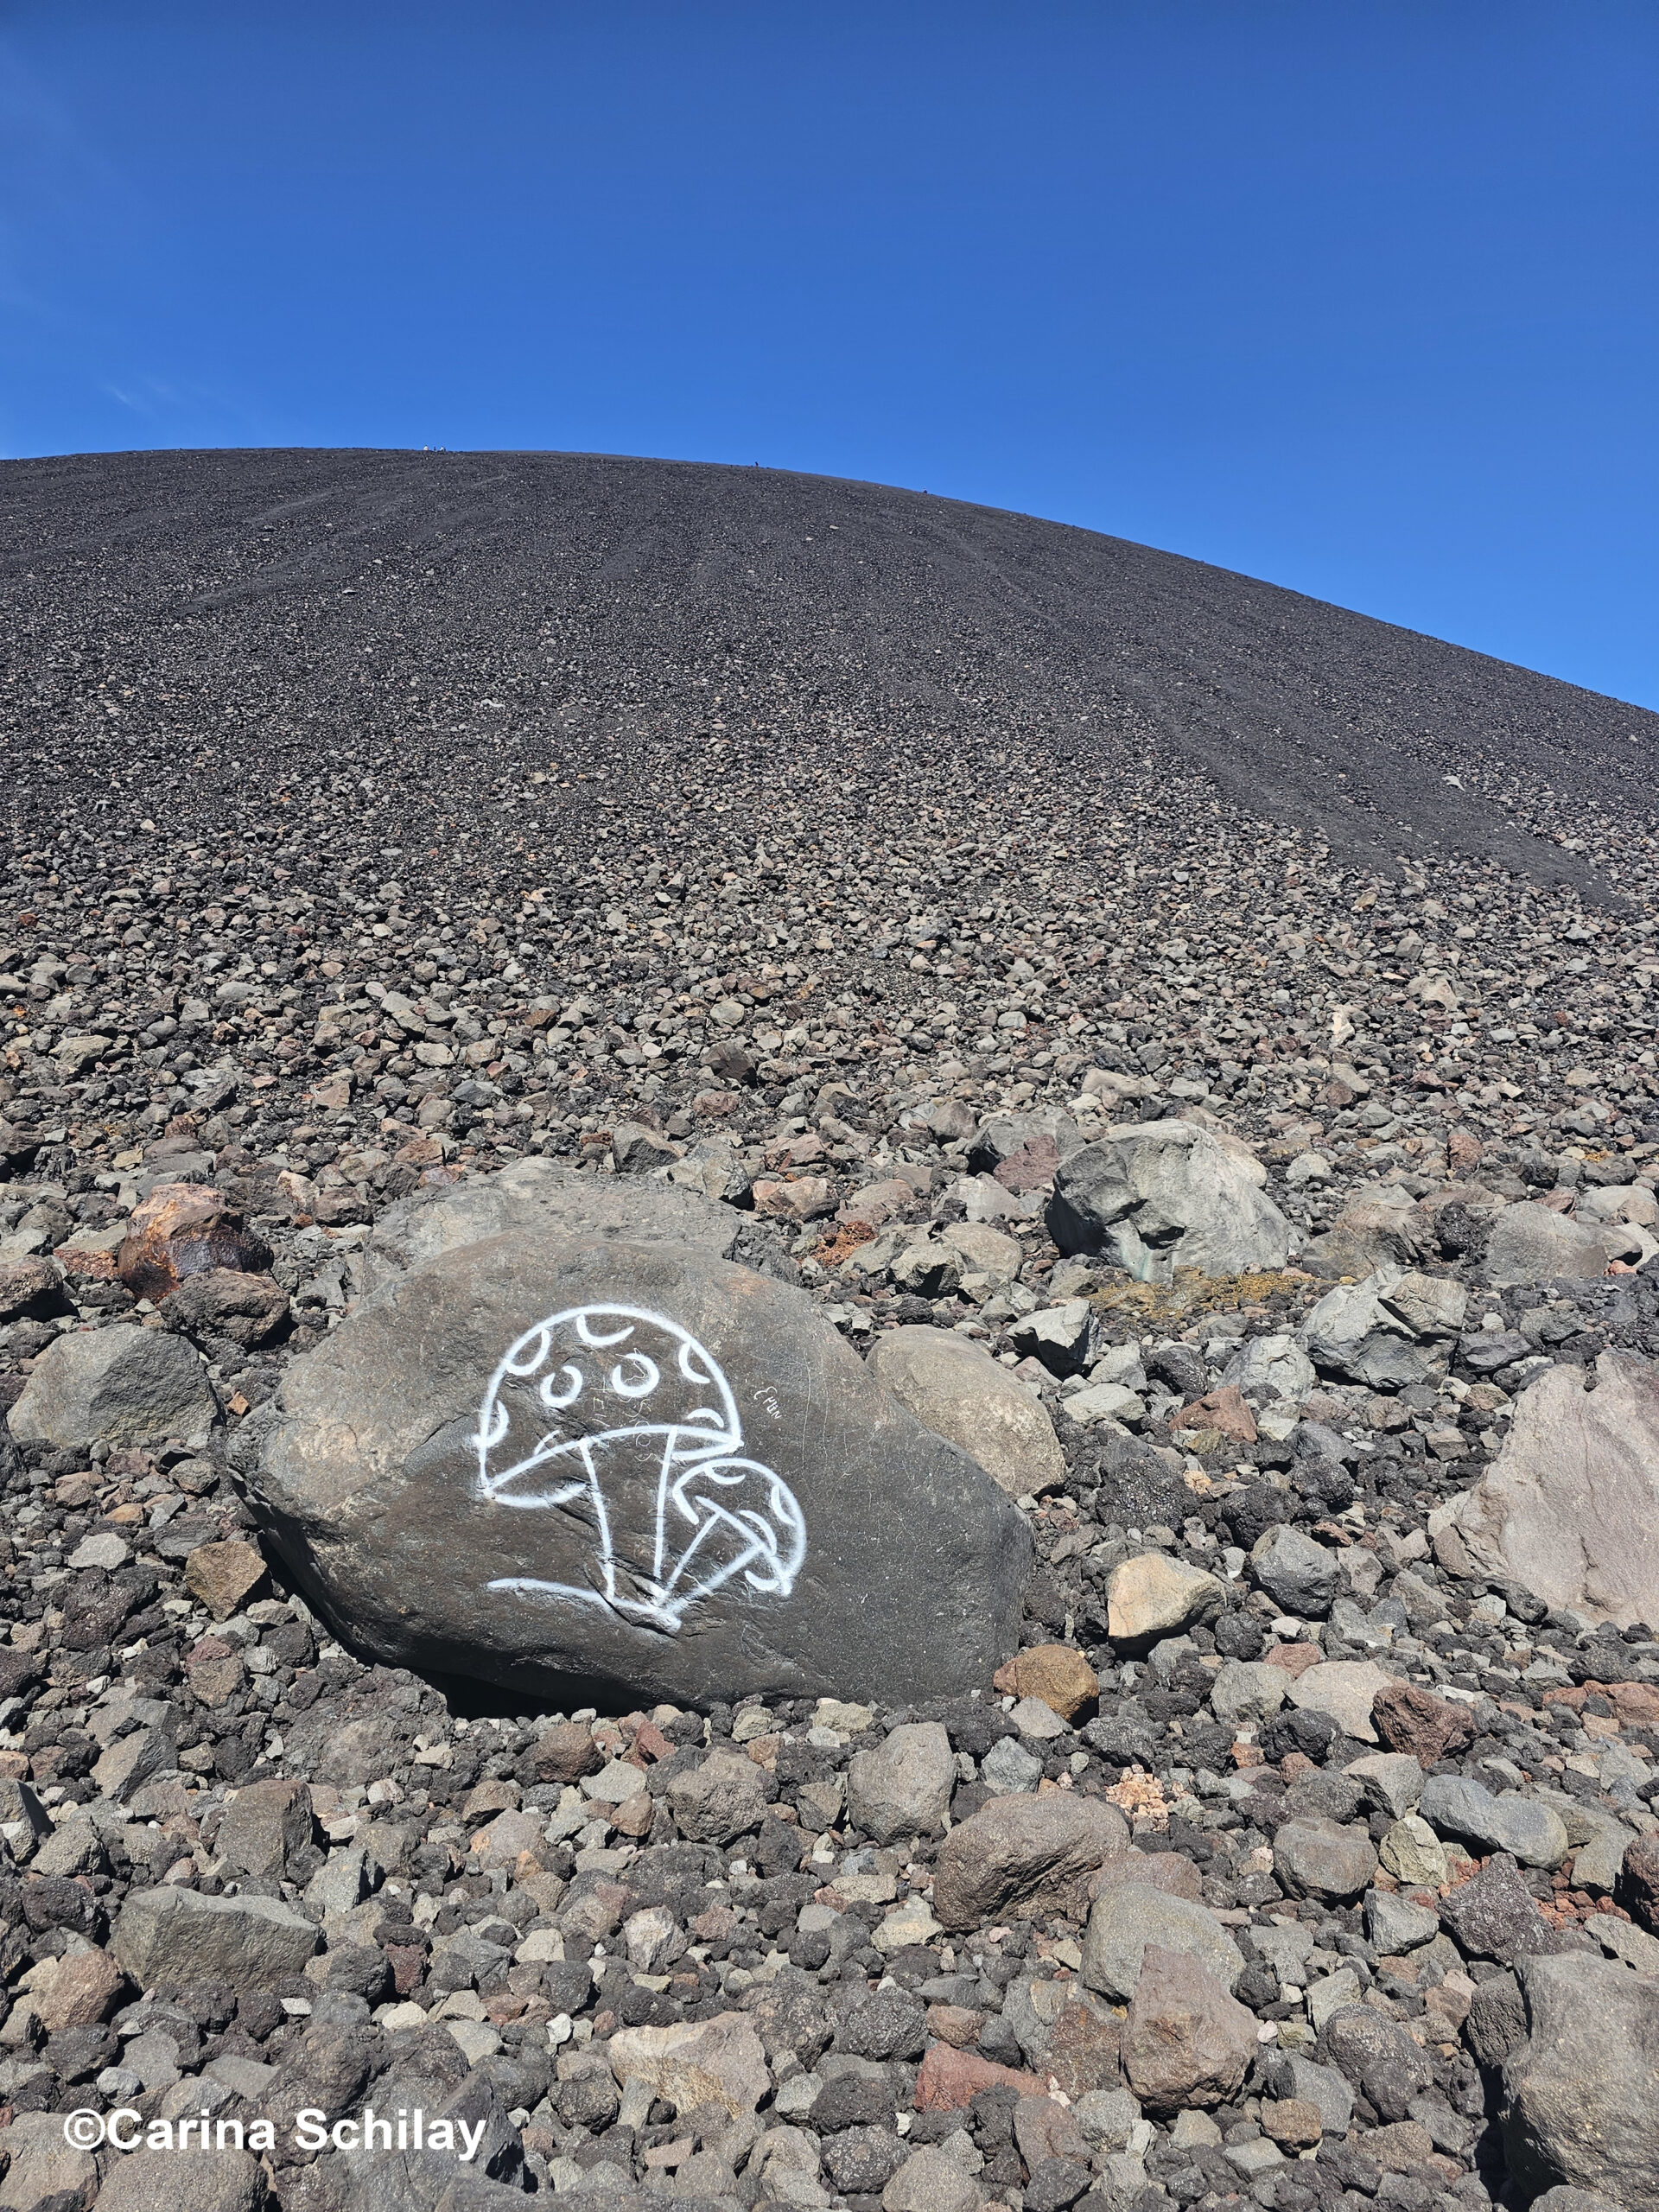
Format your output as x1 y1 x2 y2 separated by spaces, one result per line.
867 1325 1067 1497
1273 1817 1378 1902
217 1778 315 1881
242 1225 1028 1709
1319 2005 1433 2120
1485 1201 1612 1287
1249 1526 1339 1618
846 1721 956 1845
1364 1888 1440 1955
1503 1952 1659 2203
1419 1775 1570 1870
1008 1299 1097 1377
98 2146 268 2212
883 2144 980 2212
113 1885 319 1992
981 1734 1044 1794
1343 1752 1425 1819
8 1322 217 1449
1264 2054 1354 2137
1209 1658 1287 1728
1298 1267 1465 1390
1440 1353 1659 1630
361 1154 741 1288
1221 1332 1315 1405
1080 1885 1243 2002
0 2109 99 2211
666 1750 773 1844
1530 2190 1627 2212
1047 1120 1294 1284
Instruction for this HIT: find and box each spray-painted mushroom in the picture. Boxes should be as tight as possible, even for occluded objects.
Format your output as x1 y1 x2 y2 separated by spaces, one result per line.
472 1304 804 1630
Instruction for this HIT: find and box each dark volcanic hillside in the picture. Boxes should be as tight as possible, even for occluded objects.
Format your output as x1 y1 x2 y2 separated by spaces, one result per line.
10 457 1659 2208
3 448 1655 896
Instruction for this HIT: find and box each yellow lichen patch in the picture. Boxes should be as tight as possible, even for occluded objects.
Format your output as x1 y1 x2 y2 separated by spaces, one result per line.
1088 1265 1315 1324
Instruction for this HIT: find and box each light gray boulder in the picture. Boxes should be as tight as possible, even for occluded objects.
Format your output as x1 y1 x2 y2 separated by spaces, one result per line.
846 1721 957 1844
1299 1266 1466 1390
358 1154 744 1294
1047 1120 1294 1285
1485 1202 1611 1287
1439 1352 1659 1628
868 1325 1067 1497
1221 1332 1314 1404
1419 1776 1569 1869
8 1322 217 1450
1080 1886 1243 2002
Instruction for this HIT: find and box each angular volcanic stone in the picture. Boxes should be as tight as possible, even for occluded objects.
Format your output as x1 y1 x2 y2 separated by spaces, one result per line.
9 1322 218 1450
239 1227 1030 1709
1047 1120 1294 1284
1440 1353 1659 1630
1503 1953 1659 2206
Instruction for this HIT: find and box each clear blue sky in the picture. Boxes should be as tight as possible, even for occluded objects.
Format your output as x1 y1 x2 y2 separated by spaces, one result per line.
3 3 1656 707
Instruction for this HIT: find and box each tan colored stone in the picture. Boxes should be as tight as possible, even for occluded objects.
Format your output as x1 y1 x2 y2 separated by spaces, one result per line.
869 1325 1068 1497
35 1946 129 2031
1444 1353 1659 1627
184 1538 269 1621
994 1643 1100 1720
1107 1552 1223 1649
605 2011 769 2117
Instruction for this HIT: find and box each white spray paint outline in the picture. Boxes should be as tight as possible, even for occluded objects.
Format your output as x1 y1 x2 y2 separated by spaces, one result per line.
471 1304 805 1630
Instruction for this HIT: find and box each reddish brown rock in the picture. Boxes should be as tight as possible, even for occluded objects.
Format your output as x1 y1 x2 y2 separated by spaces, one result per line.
1122 1946 1258 2116
1263 1642 1325 1678
1043 1995 1125 2097
183 1537 270 1622
118 1182 271 1301
1371 1682 1476 1764
993 1643 1100 1722
1091 1850 1205 1903
531 1719 601 1784
1173 1386 1259 1445
994 1135 1061 1195
163 1268 289 1348
913 2043 1048 2111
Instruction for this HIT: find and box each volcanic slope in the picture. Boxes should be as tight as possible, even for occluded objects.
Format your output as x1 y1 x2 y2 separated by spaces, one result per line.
4 447 1656 900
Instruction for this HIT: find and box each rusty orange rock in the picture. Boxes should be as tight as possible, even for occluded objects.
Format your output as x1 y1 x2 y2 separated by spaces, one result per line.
117 1182 271 1302
994 1643 1100 1721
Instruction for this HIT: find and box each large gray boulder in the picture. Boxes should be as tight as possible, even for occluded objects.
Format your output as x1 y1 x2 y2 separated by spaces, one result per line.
8 1322 217 1449
239 1225 1029 1710
1502 1952 1659 2203
1046 1120 1294 1284
1485 1201 1611 1287
867 1325 1067 1497
1440 1353 1659 1627
113 1885 318 1992
1298 1266 1466 1390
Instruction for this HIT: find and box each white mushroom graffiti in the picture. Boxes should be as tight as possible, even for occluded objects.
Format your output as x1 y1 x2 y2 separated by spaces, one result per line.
471 1304 806 1630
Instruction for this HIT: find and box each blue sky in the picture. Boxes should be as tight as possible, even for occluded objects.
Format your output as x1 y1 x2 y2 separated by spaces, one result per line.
3 3 1656 707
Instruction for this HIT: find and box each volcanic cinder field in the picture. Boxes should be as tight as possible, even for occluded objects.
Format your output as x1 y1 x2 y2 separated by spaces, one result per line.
5 450 1659 2212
